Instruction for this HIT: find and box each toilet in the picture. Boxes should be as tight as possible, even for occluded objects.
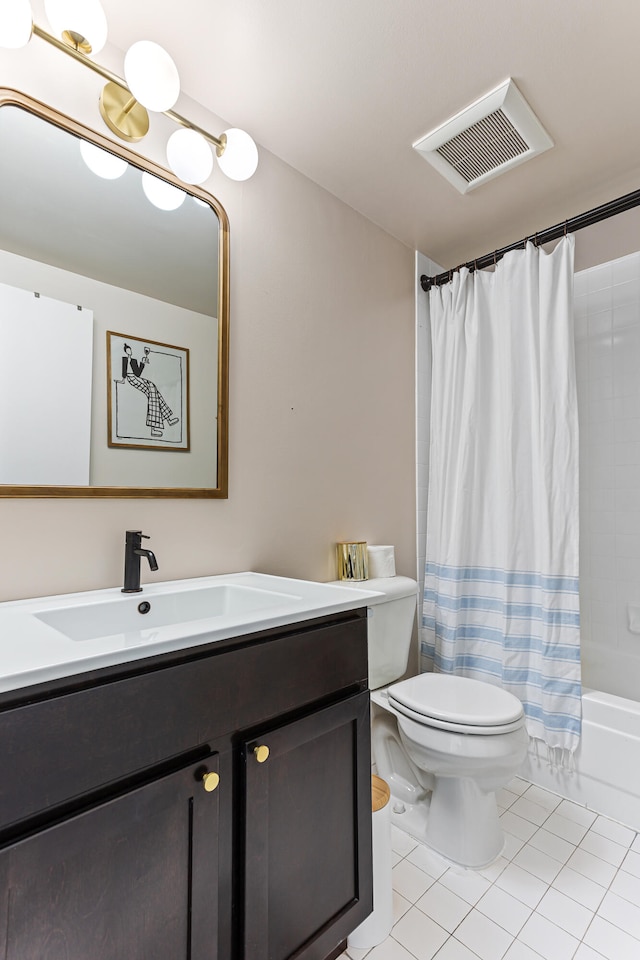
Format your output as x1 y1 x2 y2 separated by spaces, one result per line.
342 575 529 869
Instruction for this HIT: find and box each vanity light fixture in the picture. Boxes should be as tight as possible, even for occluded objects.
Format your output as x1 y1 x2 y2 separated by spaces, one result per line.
141 172 186 211
0 0 259 184
79 138 127 179
0 0 32 48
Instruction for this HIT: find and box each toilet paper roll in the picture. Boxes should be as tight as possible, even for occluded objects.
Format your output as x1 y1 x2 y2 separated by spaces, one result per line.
367 545 396 578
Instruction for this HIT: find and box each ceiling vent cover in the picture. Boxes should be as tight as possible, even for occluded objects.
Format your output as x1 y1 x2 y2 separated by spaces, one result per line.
413 79 553 194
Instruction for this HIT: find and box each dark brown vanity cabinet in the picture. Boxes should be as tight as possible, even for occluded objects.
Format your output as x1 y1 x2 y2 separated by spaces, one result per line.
0 753 225 960
242 691 371 960
0 609 372 960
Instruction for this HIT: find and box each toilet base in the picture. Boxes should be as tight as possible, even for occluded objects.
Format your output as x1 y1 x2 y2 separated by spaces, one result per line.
388 785 505 870
427 776 505 868
388 793 431 846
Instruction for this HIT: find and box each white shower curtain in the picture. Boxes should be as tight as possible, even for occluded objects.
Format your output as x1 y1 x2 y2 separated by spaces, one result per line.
422 236 581 756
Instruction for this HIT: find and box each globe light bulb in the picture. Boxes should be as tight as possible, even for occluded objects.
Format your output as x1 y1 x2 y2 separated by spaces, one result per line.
0 0 33 49
124 40 180 112
79 140 127 180
44 0 107 54
216 128 259 181
166 128 213 185
141 172 186 211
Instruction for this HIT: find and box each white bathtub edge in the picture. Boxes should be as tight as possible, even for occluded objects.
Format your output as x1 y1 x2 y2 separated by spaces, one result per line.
520 688 640 832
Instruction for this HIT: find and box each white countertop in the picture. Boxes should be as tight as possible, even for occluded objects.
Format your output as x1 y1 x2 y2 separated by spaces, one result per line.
0 572 382 694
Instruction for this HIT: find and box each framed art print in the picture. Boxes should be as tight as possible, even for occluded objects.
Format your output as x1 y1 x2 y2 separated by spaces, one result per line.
107 331 190 451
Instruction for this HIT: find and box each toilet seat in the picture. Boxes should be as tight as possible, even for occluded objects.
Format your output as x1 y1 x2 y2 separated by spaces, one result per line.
388 673 525 736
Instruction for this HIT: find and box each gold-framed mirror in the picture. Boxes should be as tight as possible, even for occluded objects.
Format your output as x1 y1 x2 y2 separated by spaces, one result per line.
0 88 229 498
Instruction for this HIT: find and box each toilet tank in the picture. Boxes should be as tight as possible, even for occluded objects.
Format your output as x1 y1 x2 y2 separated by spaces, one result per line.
365 577 417 689
330 576 417 689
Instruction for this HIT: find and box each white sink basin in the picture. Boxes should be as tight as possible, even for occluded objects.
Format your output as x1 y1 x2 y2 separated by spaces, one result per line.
0 572 382 692
35 583 300 642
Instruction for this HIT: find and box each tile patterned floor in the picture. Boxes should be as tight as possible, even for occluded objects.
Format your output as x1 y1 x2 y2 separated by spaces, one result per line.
340 777 640 960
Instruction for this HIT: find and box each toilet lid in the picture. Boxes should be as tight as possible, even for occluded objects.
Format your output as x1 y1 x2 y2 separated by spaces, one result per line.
388 673 524 727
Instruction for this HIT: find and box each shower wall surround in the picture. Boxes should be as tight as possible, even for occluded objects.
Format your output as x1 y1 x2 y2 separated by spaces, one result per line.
576 250 640 700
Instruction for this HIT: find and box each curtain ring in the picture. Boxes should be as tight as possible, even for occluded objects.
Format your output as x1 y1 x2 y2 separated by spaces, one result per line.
494 250 497 266
449 269 452 282
564 221 568 237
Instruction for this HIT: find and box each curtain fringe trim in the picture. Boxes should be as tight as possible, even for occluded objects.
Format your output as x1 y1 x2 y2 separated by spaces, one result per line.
530 736 576 772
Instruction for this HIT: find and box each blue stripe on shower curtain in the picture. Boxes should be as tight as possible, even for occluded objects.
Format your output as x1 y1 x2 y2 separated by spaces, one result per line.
422 561 582 742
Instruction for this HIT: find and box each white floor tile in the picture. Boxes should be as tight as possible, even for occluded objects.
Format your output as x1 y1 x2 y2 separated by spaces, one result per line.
478 856 509 883
507 777 530 796
536 886 594 939
357 776 639 960
392 891 412 924
392 859 435 903
543 811 590 845
509 796 551 827
521 784 562 813
391 852 402 867
502 942 544 960
555 799 598 828
517 912 579 960
497 787 519 810
566 846 617 887
391 826 419 857
552 865 607 911
580 830 628 866
596 889 640 941
527 827 576 864
454 909 514 960
433 939 481 960
584 915 640 960
392 906 449 960
610 866 640 905
501 832 526 861
620 848 640 878
476 885 532 936
512 844 562 884
367 939 416 960
500 811 539 842
416 882 471 933
590 815 636 849
573 945 607 960
406 843 450 880
439 867 491 905
494 862 548 909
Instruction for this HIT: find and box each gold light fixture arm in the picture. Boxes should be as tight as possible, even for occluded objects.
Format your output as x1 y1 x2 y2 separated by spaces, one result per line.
32 24 224 151
164 109 224 152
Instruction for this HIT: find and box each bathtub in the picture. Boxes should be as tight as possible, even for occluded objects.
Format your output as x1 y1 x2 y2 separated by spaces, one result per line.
521 689 640 831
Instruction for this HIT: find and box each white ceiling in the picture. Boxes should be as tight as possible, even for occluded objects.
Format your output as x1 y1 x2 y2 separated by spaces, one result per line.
101 0 640 270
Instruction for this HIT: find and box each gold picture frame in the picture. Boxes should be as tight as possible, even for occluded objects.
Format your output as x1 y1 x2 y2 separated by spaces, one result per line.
0 87 229 498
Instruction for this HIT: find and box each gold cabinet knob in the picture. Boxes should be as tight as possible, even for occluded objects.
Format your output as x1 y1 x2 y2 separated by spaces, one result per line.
202 771 220 792
254 744 270 763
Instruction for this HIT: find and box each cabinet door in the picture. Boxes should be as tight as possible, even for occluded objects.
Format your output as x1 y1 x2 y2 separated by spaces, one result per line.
0 753 224 960
242 692 372 960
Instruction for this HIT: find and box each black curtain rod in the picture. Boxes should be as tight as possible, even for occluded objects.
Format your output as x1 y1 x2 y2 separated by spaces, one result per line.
420 186 640 292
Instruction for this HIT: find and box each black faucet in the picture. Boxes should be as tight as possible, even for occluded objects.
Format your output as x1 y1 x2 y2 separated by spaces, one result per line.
122 530 159 593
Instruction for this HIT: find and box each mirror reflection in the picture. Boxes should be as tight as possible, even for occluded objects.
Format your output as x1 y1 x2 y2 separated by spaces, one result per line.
0 91 229 497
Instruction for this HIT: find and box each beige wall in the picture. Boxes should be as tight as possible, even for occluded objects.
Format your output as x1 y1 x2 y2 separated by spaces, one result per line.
0 44 415 601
